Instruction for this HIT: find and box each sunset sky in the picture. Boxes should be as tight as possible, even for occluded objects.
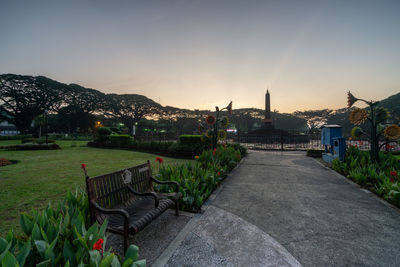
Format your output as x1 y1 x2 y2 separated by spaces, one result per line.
1 0 399 113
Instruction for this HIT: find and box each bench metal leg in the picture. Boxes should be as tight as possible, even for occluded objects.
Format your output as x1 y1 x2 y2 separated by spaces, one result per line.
124 224 129 253
124 236 128 253
175 201 179 216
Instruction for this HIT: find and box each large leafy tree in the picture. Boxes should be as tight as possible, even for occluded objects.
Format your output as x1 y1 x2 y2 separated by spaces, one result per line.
0 74 67 133
104 94 162 135
56 84 106 133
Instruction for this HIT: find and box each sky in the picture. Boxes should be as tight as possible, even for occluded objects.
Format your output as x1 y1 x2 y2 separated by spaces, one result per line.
0 0 399 113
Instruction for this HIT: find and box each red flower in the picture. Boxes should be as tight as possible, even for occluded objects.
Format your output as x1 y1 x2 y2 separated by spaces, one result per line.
81 163 87 169
93 238 104 251
217 172 220 176
386 144 393 150
390 177 395 183
205 115 216 126
390 171 398 177
213 148 216 155
155 157 163 164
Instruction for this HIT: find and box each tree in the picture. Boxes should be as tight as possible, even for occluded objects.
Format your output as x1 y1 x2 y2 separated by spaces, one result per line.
56 84 106 133
294 109 333 131
104 94 162 135
0 74 67 133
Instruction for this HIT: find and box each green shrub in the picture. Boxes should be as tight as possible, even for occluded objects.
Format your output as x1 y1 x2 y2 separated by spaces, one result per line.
21 138 37 144
3 144 61 150
95 127 112 143
0 134 32 140
156 146 242 212
109 134 132 146
179 135 203 145
306 149 323 158
332 146 400 208
227 143 247 157
168 142 204 157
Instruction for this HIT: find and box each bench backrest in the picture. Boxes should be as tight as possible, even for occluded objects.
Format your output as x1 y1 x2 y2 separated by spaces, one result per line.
85 161 153 211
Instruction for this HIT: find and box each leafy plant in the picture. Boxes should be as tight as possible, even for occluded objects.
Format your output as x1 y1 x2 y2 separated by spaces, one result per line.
332 145 400 208
1 190 146 266
156 146 241 212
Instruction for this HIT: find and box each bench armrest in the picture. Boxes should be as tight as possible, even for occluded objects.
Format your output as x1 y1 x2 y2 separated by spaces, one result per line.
126 185 159 207
90 200 129 221
150 176 180 193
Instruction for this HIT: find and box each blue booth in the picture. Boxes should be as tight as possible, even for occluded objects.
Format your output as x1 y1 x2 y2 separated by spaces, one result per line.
321 125 346 163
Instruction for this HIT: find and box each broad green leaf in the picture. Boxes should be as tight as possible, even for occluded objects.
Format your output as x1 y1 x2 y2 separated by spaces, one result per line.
124 245 138 261
74 226 89 251
31 223 42 241
89 250 101 266
132 259 146 267
99 254 115 267
63 240 76 267
121 258 133 267
36 258 52 267
20 214 34 236
5 231 14 243
111 256 121 267
40 227 49 242
34 240 47 257
44 237 57 262
86 223 99 247
0 240 13 262
16 239 31 266
64 212 71 227
64 260 70 267
0 238 8 254
1 251 18 267
98 220 108 238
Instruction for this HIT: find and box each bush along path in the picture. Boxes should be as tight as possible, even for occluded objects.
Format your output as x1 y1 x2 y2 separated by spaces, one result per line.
0 190 145 266
332 146 400 207
155 145 246 212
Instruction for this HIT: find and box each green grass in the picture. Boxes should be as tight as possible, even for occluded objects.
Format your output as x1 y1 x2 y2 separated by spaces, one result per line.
0 140 191 235
395 155 400 160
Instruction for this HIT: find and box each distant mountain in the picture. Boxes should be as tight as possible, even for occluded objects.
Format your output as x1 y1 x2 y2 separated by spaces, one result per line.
378 92 400 122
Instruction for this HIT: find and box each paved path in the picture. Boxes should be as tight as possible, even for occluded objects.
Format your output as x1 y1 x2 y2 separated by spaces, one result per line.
154 151 400 266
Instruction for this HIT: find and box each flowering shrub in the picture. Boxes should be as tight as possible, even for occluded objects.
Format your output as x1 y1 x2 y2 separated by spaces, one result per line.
155 157 163 164
332 146 400 208
0 190 145 266
156 146 242 212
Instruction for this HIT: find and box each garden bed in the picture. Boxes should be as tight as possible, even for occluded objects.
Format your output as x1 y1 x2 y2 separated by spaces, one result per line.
1 143 61 150
331 146 400 208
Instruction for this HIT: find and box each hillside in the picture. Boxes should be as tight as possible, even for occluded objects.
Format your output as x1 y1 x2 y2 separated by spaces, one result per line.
1 74 398 134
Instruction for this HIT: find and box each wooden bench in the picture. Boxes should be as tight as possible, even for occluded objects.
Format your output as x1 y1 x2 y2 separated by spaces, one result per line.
84 160 181 252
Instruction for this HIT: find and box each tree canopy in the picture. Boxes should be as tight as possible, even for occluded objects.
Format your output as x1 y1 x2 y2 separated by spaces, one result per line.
104 94 162 134
0 74 67 132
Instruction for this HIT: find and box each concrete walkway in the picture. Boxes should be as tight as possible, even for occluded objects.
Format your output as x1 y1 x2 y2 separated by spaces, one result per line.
154 151 400 266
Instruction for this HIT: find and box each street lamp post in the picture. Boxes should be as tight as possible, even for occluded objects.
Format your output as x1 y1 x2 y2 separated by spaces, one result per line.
44 110 48 144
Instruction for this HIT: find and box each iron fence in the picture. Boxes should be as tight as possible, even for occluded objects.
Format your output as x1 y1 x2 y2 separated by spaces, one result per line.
236 130 400 152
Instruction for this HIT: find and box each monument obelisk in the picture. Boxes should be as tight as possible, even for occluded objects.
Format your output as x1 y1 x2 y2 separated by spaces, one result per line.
263 90 273 128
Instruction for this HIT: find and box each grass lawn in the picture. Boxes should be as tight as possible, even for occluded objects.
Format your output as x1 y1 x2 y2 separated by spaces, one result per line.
395 155 400 160
0 140 191 235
